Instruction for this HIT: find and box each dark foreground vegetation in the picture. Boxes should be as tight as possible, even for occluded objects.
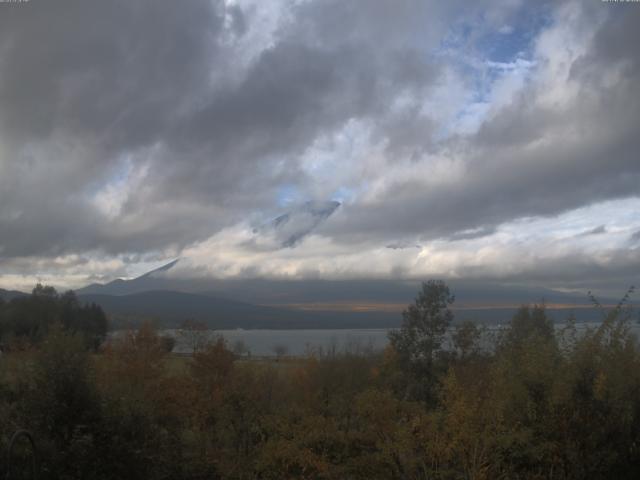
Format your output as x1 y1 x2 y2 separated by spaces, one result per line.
0 281 639 479
0 284 108 350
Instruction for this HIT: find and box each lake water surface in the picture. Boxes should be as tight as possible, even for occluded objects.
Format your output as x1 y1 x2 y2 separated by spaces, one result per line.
158 321 640 357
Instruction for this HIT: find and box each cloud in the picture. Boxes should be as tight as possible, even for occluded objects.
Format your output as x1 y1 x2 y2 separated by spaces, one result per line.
0 0 638 292
156 198 640 295
322 2 640 244
573 225 608 238
0 0 447 259
250 200 340 249
386 242 421 250
448 227 498 242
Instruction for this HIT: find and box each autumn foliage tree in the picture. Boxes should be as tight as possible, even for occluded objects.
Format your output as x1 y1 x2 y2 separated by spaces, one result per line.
1 282 640 479
388 280 455 403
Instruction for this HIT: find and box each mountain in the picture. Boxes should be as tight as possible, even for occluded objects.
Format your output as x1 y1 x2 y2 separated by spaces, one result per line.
136 258 180 279
75 252 620 328
78 288 610 330
77 259 184 296
75 263 616 329
254 200 341 247
77 290 401 329
77 261 604 308
6 259 617 329
78 290 291 329
0 288 28 301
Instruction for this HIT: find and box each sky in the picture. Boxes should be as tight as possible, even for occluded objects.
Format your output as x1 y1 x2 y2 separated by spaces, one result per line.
0 0 639 296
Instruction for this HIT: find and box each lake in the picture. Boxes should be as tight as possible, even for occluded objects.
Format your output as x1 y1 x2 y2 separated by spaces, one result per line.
159 321 640 357
164 328 390 356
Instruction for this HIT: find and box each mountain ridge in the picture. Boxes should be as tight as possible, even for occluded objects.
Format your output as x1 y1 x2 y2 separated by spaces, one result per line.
77 289 401 329
0 288 28 301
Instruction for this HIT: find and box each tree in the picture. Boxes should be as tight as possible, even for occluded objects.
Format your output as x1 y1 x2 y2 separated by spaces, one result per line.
272 344 289 360
32 283 58 298
0 285 107 348
179 319 209 354
22 325 101 478
452 320 483 360
190 336 235 390
232 339 248 357
59 290 108 350
388 280 454 402
499 304 554 352
159 335 177 353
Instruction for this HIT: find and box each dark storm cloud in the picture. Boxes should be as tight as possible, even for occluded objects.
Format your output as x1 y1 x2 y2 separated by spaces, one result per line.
0 0 227 256
1 0 638 292
0 0 445 258
153 0 446 208
0 0 222 148
325 4 640 244
570 4 640 82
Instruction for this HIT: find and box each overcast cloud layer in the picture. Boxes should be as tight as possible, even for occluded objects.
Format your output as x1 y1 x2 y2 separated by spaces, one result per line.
0 0 639 294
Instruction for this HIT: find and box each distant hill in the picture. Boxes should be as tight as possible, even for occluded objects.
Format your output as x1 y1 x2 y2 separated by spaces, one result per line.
0 288 28 301
77 289 613 330
76 260 607 308
77 290 402 330
74 260 620 329
1 283 613 330
77 260 195 296
79 290 299 329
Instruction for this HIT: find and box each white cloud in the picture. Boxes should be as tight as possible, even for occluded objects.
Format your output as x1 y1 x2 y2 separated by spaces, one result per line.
147 197 640 288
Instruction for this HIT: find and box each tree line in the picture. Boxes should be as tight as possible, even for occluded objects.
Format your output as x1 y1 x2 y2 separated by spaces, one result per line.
0 284 108 350
0 281 639 479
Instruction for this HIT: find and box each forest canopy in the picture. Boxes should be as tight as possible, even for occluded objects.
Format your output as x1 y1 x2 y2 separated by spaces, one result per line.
0 282 638 479
0 284 108 350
